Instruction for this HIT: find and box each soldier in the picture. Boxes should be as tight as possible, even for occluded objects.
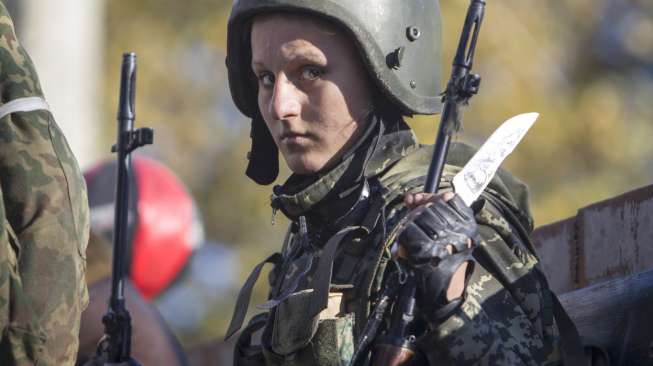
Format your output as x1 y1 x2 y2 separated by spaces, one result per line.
225 1 582 365
0 2 89 365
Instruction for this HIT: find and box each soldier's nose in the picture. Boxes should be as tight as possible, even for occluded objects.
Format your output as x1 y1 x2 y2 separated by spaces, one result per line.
270 74 301 121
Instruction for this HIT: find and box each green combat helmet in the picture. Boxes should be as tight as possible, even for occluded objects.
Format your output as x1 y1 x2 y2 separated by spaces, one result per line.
226 0 443 184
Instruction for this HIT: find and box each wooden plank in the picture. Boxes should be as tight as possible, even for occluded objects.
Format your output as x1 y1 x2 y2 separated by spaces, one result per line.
558 268 653 364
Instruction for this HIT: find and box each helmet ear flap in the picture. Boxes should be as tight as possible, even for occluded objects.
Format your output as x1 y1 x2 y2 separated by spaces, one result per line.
246 113 279 185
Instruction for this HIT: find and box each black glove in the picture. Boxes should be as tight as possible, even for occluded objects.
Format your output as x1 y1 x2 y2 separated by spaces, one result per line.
397 194 479 323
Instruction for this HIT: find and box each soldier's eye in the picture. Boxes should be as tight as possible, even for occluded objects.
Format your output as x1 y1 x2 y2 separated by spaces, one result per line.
301 66 323 81
258 73 275 88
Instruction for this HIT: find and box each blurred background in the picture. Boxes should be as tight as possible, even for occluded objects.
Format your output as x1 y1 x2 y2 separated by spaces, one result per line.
4 0 652 356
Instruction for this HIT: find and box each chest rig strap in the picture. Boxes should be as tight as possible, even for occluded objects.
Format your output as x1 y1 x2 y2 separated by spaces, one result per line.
225 252 283 340
305 226 365 318
282 178 389 321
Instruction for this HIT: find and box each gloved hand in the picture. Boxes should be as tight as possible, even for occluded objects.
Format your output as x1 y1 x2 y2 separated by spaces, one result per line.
396 192 479 323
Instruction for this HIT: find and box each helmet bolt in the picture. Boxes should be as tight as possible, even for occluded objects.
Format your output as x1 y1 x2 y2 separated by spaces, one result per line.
410 80 417 89
407 26 421 41
387 46 405 69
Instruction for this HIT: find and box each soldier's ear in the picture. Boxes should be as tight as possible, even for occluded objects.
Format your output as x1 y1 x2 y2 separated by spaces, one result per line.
246 113 278 185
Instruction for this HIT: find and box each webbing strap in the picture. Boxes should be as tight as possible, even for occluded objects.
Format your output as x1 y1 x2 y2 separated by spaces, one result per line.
551 293 588 365
306 226 362 318
225 252 282 340
0 97 50 120
483 193 587 364
257 252 313 310
307 184 388 318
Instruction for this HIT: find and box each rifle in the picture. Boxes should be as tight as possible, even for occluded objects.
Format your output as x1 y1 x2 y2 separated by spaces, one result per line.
424 0 485 194
349 1 487 364
88 53 154 366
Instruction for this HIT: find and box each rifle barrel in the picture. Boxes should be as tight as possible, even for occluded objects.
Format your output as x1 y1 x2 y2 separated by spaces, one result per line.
424 0 486 194
111 52 137 307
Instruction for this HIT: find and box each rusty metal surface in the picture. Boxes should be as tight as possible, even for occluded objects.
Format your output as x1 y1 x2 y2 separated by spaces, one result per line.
578 185 653 286
533 184 653 294
532 218 576 294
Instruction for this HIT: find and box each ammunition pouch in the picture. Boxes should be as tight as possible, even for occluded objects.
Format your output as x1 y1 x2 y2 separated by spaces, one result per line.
262 290 355 366
234 291 357 366
269 290 318 355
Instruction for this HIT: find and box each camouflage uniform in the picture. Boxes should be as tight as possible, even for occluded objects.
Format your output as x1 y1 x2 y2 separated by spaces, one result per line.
225 0 582 364
0 3 90 365
227 118 563 365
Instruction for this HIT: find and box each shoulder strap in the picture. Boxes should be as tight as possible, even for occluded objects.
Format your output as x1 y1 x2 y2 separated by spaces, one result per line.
551 293 588 365
481 192 587 365
306 226 365 318
225 252 282 340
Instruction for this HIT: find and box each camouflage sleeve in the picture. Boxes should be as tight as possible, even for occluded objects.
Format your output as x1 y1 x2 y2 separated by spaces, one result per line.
0 3 90 365
416 199 561 366
0 187 49 365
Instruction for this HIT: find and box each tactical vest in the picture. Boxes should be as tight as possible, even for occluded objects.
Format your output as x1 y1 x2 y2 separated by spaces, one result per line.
228 143 577 366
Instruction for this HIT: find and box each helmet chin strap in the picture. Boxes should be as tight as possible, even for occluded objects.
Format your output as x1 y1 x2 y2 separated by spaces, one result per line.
246 112 279 185
245 104 397 186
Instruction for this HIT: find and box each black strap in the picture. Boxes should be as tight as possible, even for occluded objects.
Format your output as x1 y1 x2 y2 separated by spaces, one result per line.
233 313 268 366
225 253 282 340
307 186 387 319
306 226 362 318
348 272 401 366
551 293 588 365
257 252 314 310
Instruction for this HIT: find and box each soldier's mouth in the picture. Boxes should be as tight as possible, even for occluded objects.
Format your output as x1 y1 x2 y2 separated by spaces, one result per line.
281 132 311 145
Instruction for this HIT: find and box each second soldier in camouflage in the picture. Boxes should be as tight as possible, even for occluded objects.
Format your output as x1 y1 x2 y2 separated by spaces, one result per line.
0 2 90 365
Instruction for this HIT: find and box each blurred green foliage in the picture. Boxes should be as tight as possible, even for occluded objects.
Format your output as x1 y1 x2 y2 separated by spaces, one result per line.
102 0 653 345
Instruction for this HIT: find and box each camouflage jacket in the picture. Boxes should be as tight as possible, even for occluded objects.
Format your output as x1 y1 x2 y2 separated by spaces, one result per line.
0 3 90 365
229 117 562 365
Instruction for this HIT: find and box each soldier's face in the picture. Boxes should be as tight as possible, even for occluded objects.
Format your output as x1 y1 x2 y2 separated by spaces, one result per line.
251 14 372 175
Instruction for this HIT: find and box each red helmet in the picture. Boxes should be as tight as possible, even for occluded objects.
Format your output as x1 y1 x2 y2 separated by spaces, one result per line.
84 156 204 299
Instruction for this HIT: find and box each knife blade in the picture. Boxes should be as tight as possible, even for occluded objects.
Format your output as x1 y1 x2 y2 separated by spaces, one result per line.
453 112 539 206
